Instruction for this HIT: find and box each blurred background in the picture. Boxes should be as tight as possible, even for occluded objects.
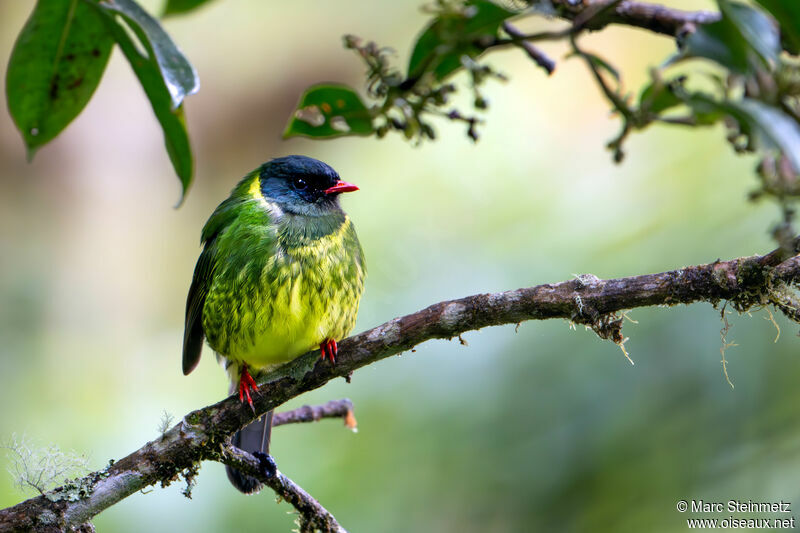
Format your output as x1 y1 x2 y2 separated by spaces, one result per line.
2 0 799 531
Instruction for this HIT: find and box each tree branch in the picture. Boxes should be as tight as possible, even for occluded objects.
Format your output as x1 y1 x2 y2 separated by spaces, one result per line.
502 21 555 75
549 0 720 37
2 241 799 532
491 1 721 47
219 447 346 533
272 399 357 430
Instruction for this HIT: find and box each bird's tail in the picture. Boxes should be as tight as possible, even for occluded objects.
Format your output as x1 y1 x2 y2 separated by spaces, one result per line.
226 410 273 494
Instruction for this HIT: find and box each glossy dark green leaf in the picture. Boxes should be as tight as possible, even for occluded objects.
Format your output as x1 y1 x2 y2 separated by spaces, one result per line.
284 84 374 139
97 6 193 199
683 94 728 125
730 98 800 172
683 1 779 72
407 0 516 80
101 0 199 109
6 0 113 157
719 0 779 64
162 0 217 17
687 94 800 171
754 0 800 54
683 12 750 72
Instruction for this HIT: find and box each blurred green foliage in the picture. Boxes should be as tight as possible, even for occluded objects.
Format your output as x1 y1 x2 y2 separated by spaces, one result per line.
284 84 374 139
755 0 800 54
406 0 515 81
286 0 800 247
9 0 800 222
162 0 216 18
2 0 800 532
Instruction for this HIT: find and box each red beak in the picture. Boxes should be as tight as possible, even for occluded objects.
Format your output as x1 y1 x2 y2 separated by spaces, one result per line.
324 180 359 195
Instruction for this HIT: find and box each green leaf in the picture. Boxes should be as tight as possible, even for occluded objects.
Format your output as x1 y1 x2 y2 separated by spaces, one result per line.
639 78 684 115
730 99 800 172
683 1 778 73
754 0 800 55
407 0 516 81
97 4 193 200
5 0 113 157
683 93 728 125
687 94 800 171
284 84 374 139
719 0 779 65
683 13 750 72
100 0 199 109
162 0 216 17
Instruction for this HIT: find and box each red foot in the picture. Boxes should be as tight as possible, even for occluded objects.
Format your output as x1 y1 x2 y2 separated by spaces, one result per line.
320 339 338 364
238 365 259 412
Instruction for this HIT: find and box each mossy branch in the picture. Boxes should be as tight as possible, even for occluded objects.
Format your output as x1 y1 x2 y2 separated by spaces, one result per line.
1 241 799 532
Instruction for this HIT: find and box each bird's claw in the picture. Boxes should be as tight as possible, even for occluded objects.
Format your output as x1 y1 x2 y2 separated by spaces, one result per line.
238 366 259 412
319 338 338 364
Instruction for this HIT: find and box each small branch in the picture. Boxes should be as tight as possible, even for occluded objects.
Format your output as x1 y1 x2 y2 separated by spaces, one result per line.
2 241 799 532
272 399 357 430
549 0 720 37
568 33 635 161
759 238 800 267
489 1 720 48
220 447 346 533
502 22 555 75
774 255 800 282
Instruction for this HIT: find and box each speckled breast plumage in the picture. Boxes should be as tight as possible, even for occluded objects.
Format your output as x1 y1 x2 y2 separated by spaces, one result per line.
202 208 365 371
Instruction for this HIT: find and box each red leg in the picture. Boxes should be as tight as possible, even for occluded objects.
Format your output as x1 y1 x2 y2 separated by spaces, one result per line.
238 365 259 412
319 338 338 364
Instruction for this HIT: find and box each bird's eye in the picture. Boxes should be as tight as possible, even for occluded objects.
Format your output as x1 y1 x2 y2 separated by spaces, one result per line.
292 177 308 190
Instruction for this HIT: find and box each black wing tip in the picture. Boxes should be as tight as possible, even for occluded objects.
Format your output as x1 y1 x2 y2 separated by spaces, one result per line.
182 334 203 375
182 361 197 376
182 349 201 375
225 465 263 494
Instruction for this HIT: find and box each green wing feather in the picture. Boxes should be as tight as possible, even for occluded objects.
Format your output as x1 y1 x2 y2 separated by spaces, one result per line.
182 237 216 375
182 182 253 375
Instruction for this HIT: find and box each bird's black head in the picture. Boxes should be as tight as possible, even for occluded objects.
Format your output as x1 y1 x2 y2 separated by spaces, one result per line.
259 156 358 216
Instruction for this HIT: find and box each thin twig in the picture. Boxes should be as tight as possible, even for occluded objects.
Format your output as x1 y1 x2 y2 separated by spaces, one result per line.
502 22 555 75
272 399 357 430
569 34 633 161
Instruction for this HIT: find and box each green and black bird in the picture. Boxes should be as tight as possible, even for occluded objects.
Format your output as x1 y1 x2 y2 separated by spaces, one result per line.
182 156 366 493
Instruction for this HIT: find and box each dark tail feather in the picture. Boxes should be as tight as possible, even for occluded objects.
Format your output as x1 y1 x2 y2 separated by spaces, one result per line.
226 410 273 494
